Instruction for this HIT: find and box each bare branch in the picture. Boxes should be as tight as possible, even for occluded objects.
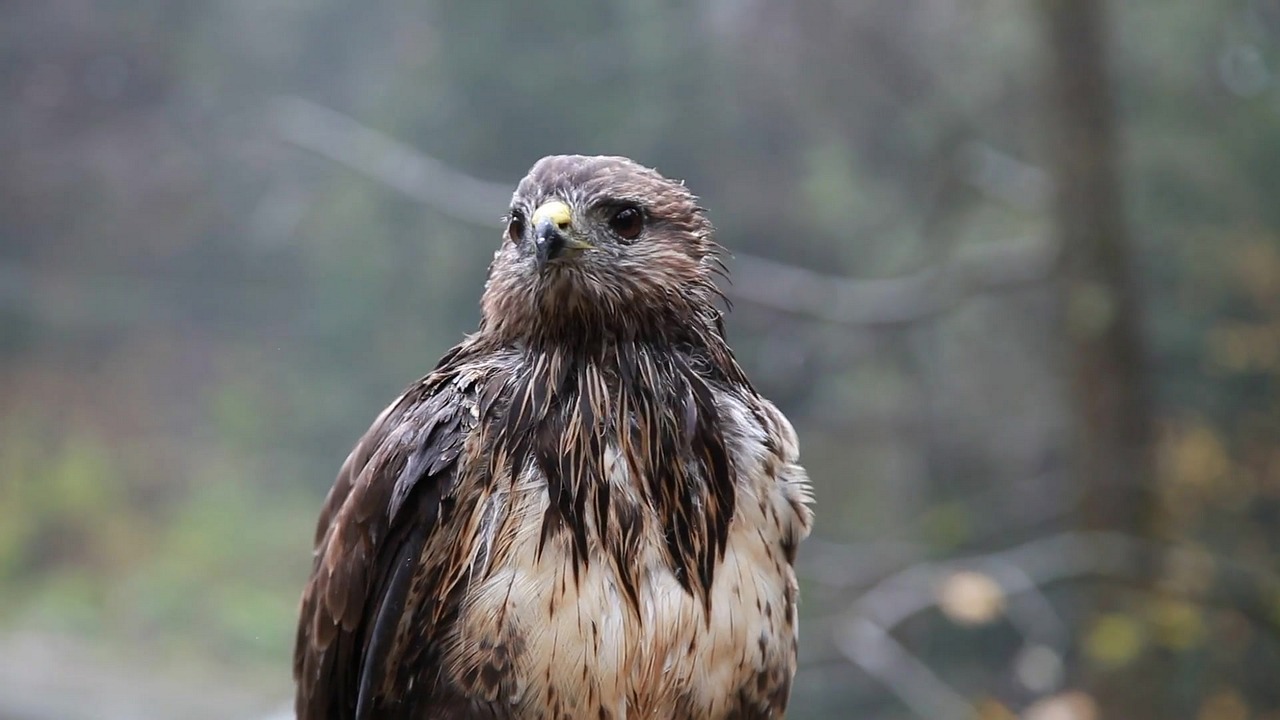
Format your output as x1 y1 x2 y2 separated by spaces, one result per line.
812 531 1280 678
836 618 978 720
270 95 511 225
813 531 1280 719
959 141 1052 211
850 531 1136 633
730 237 1058 327
269 95 1061 327
798 467 1079 592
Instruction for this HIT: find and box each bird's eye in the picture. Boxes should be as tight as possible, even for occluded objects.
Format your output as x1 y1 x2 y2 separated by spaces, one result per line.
506 211 526 243
608 206 644 240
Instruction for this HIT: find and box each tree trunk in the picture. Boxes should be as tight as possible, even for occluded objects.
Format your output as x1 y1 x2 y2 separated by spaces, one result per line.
1039 0 1159 715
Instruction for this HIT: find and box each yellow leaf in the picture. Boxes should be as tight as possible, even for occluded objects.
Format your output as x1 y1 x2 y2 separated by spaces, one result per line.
1165 422 1229 489
1233 241 1280 303
1199 688 1248 720
1148 598 1204 651
1021 691 1098 720
937 571 1006 627
1084 613 1144 668
975 697 1016 720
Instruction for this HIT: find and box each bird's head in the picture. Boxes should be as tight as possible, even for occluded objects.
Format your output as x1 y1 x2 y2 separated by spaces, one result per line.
481 155 725 346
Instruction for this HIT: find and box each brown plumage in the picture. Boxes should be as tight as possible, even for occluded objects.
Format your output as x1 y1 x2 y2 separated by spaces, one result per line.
294 155 813 719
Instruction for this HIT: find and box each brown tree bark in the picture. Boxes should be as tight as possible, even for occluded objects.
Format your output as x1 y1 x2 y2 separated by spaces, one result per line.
1040 0 1159 715
1042 0 1154 534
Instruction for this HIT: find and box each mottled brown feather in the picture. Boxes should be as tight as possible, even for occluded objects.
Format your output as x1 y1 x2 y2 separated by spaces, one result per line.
294 155 812 720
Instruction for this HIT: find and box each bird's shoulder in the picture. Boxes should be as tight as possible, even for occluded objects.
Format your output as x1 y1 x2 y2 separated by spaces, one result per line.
294 342 516 719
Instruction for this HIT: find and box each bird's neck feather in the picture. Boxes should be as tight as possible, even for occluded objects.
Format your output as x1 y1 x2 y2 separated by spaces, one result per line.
475 327 745 606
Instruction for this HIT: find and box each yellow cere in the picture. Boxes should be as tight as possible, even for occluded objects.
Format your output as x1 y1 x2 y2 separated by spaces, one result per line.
532 200 572 229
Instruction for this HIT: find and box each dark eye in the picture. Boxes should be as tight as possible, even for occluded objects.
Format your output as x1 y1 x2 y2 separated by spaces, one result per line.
506 211 526 243
608 206 644 240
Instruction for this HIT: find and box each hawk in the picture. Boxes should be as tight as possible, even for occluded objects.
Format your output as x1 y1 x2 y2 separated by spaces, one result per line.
294 155 813 719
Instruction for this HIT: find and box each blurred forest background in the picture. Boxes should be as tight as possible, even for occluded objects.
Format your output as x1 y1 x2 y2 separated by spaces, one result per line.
2 0 1279 718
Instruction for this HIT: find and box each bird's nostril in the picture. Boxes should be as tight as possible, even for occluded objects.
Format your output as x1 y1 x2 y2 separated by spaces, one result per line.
534 225 566 267
536 219 565 242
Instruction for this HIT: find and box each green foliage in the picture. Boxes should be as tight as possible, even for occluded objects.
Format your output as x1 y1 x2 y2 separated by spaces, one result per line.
3 0 1280 715
0 405 311 673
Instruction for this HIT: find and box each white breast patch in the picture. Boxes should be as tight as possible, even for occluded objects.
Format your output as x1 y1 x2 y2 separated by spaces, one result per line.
449 398 810 719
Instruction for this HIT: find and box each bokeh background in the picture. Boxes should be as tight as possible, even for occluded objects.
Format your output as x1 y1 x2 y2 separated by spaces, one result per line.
3 1 1279 718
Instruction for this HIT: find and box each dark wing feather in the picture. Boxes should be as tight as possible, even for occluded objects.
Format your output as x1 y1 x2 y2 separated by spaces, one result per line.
294 372 473 720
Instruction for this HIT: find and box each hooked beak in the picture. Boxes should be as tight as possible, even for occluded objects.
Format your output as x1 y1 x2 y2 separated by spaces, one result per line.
531 200 592 269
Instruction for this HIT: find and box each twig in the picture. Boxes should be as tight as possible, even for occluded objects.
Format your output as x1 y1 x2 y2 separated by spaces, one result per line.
269 96 511 225
840 530 1280 635
836 618 978 720
817 530 1280 718
729 237 1057 327
849 531 1137 632
269 95 1061 327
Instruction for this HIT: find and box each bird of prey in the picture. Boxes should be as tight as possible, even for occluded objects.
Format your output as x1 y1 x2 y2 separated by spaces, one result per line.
294 155 813 719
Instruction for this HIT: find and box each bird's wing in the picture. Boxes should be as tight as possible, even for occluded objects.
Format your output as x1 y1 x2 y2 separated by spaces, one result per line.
293 367 477 720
